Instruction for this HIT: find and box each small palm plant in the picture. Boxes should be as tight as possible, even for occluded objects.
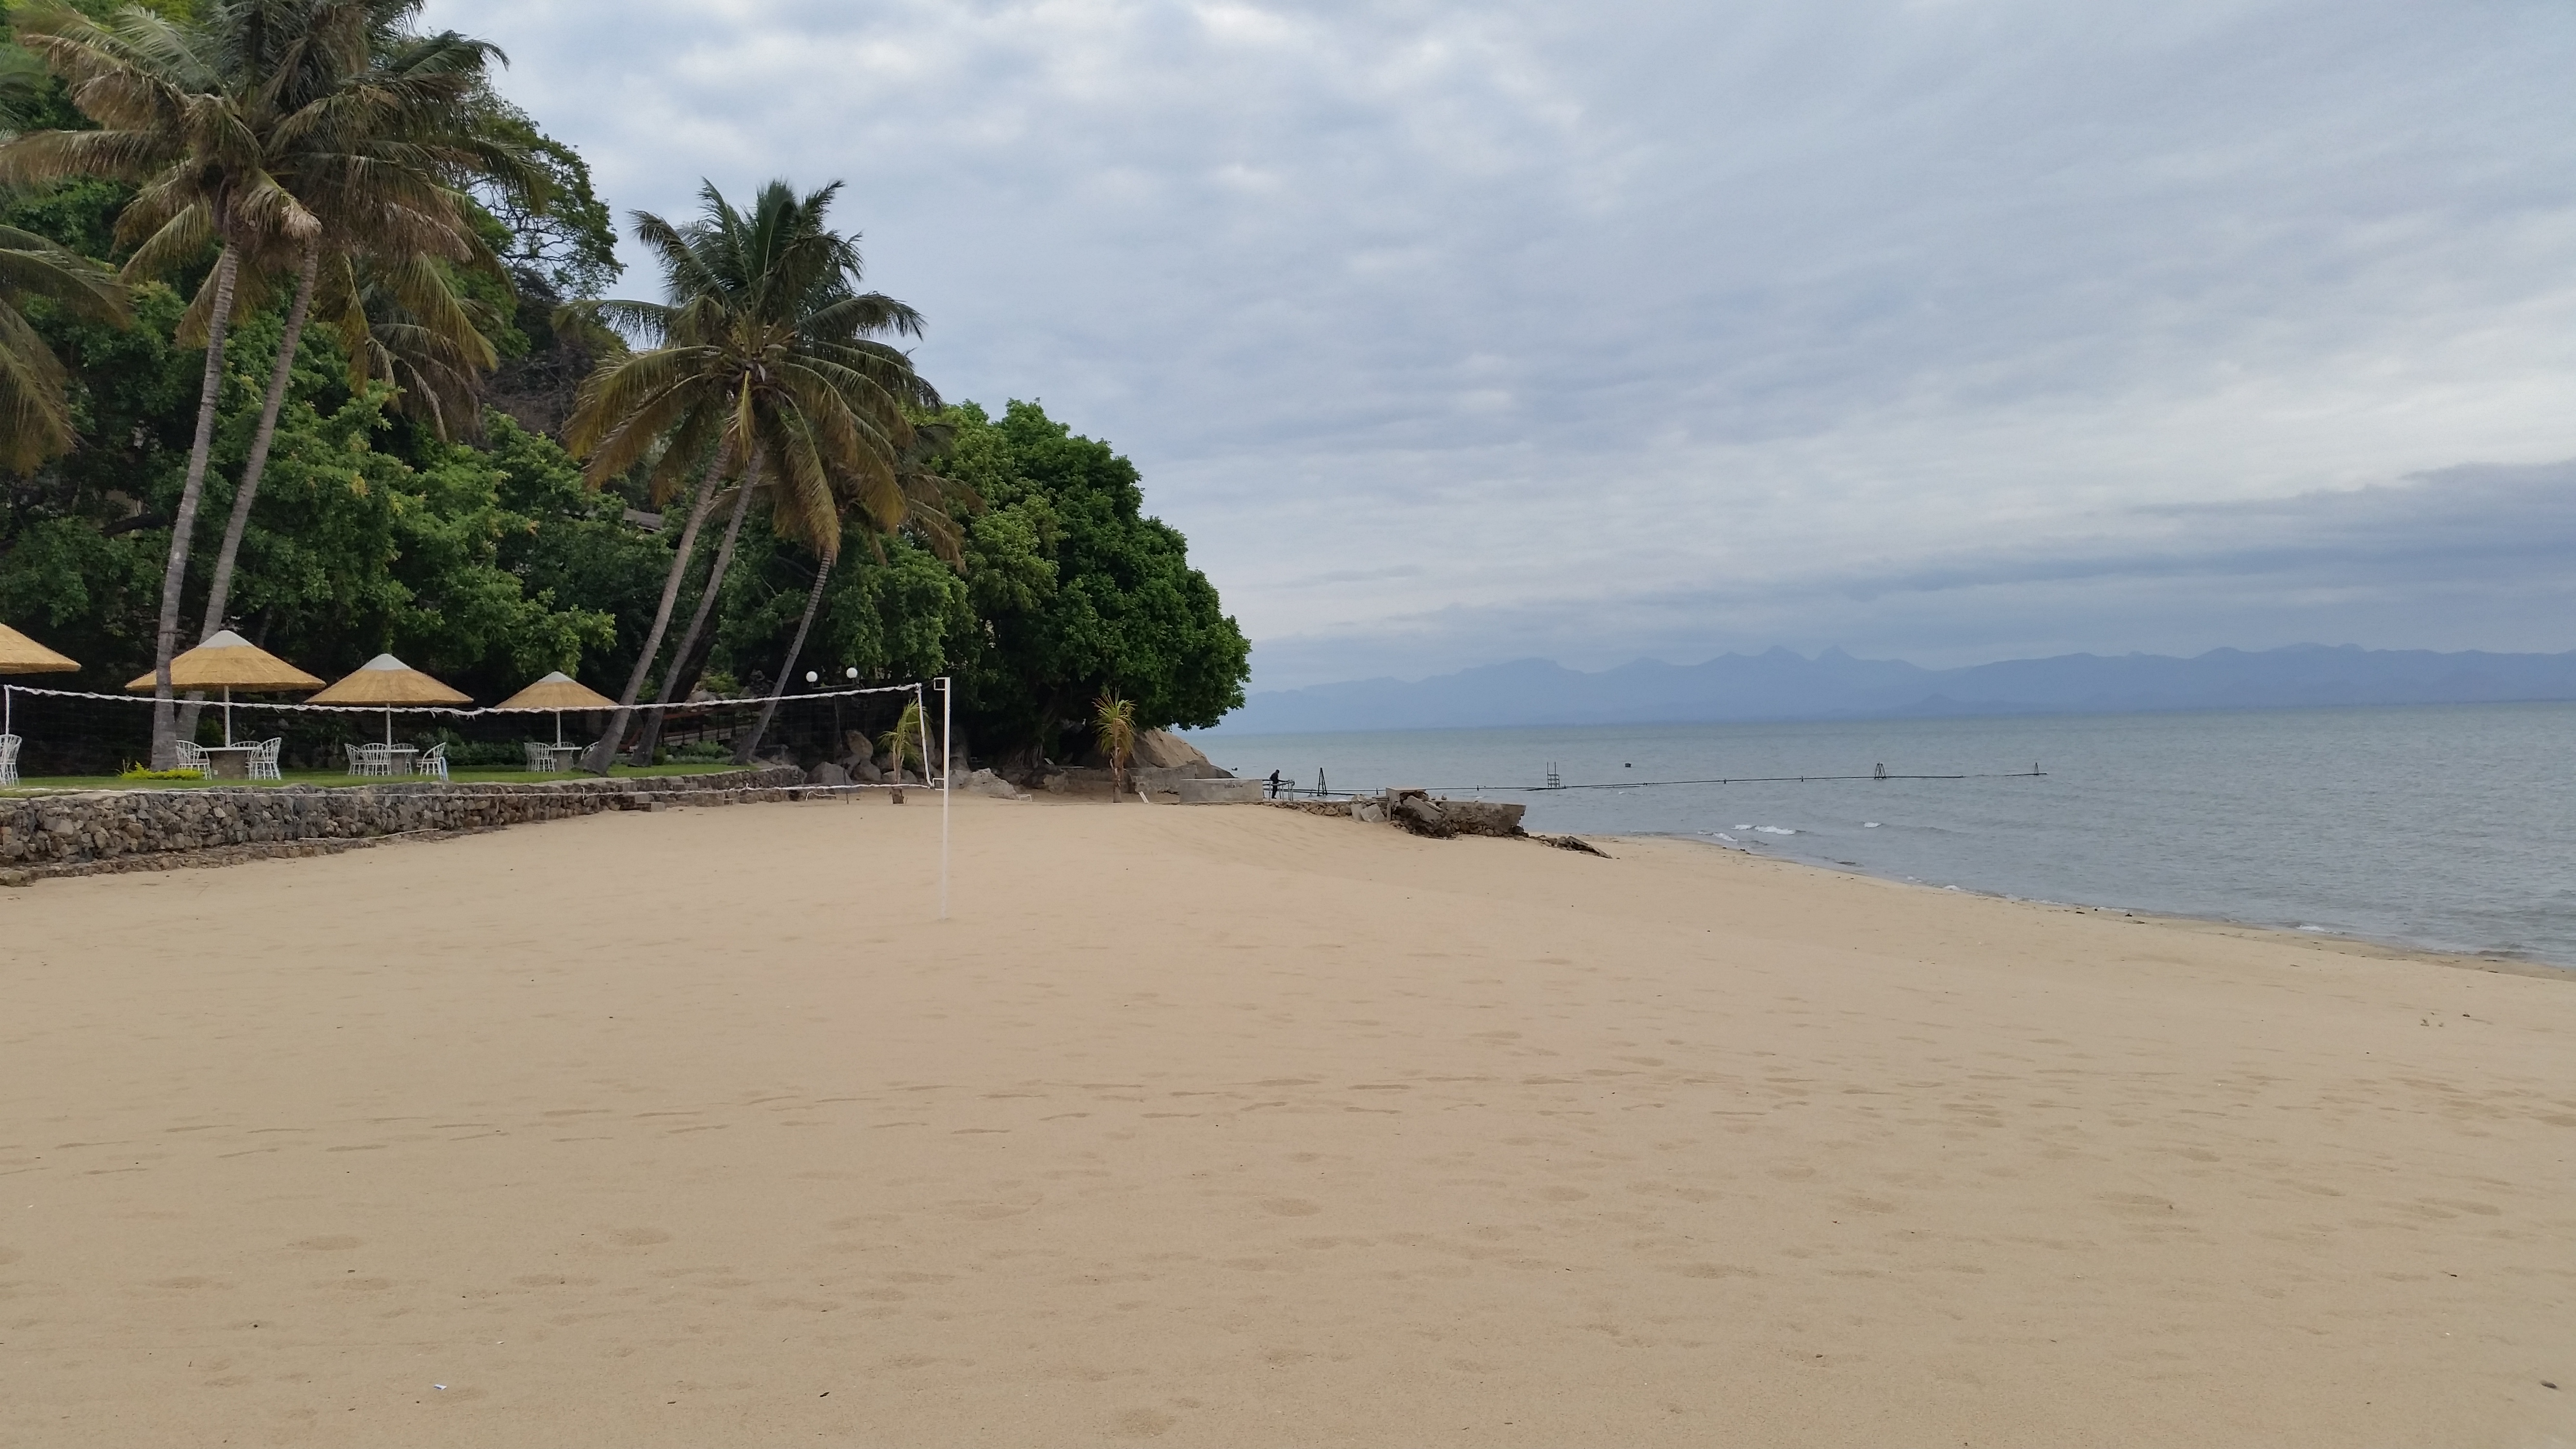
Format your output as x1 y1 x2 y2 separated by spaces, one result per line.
877 699 927 783
1093 691 1137 799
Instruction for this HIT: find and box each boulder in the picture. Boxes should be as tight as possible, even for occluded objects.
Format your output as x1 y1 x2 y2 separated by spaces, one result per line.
1391 793 1456 839
808 762 850 788
965 768 1029 800
848 757 883 783
1131 728 1212 771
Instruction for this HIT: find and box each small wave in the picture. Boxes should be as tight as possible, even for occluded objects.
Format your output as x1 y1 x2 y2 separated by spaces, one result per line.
1752 826 1796 836
1862 821 1881 828
1712 833 1739 843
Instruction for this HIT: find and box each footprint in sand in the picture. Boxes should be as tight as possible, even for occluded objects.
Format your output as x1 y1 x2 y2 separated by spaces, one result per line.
1258 1198 1322 1217
1114 1407 1176 1437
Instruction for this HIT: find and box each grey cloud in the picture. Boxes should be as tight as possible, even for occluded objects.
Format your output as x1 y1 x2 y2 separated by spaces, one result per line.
429 0 2576 691
1248 460 2576 685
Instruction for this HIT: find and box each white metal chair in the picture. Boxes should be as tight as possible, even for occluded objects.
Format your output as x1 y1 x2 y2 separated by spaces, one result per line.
248 737 283 780
523 740 557 772
344 743 368 776
415 741 449 781
0 733 18 788
347 743 397 777
173 741 210 773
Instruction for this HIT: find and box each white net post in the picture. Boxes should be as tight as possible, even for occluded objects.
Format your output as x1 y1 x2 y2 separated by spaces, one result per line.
937 676 952 920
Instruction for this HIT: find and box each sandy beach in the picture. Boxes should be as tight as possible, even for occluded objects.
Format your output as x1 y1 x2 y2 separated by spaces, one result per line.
2 795 2570 1446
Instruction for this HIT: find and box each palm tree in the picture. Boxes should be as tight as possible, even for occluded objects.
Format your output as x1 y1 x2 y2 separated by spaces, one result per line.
562 178 934 773
193 9 527 662
0 45 131 472
877 698 926 788
0 224 129 472
725 421 978 767
1 0 456 765
1094 691 1137 798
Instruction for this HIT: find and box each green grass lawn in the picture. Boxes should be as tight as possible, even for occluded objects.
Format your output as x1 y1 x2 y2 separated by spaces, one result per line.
1 762 755 796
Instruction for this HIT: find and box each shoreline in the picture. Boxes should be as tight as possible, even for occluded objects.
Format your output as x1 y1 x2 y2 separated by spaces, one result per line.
6 798 2571 1446
1642 829 2576 980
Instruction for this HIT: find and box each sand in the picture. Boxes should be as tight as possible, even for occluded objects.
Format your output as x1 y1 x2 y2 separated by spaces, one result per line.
2 796 2571 1447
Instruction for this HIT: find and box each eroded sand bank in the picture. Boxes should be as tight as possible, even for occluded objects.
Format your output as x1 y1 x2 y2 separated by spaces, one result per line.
2 797 2570 1446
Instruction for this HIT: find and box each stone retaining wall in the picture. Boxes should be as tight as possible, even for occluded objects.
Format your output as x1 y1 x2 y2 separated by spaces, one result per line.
0 768 809 877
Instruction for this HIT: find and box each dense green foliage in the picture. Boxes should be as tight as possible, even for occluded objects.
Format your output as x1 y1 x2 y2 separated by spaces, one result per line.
0 11 1246 771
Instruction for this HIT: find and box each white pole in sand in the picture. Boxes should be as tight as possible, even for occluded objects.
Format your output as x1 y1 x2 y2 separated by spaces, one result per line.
938 676 951 921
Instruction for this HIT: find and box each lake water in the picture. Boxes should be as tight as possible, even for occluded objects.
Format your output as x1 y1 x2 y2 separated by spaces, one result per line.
1194 703 2576 968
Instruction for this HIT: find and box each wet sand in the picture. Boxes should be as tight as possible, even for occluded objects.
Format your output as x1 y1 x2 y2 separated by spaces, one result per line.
2 796 2570 1446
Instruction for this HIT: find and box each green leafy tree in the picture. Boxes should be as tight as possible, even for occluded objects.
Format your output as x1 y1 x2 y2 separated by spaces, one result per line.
938 400 1248 765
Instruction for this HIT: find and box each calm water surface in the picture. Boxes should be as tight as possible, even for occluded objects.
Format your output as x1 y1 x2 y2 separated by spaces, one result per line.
1195 703 2576 967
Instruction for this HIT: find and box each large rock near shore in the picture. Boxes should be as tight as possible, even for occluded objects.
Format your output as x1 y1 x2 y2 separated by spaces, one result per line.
1130 729 1213 771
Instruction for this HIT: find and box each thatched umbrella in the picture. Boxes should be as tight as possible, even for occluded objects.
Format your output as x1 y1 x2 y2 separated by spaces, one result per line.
492 671 617 746
1 622 79 737
124 629 324 745
307 654 472 747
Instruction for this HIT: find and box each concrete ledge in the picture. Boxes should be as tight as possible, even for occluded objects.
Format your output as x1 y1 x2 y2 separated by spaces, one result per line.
0 768 809 873
1257 794 1528 837
1176 777 1267 804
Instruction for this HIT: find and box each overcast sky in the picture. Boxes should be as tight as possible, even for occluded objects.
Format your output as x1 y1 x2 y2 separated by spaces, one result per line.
429 0 2576 690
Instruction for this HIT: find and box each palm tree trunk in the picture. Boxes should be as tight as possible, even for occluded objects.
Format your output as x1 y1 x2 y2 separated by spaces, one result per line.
731 549 834 766
148 245 242 771
628 598 718 766
620 461 756 767
580 456 724 773
179 244 320 742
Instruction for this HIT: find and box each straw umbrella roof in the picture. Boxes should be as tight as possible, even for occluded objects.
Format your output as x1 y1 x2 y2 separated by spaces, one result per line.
493 671 616 712
0 621 80 675
124 630 323 692
306 653 472 707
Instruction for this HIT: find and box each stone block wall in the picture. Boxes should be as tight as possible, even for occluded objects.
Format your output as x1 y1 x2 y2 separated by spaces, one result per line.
0 768 809 873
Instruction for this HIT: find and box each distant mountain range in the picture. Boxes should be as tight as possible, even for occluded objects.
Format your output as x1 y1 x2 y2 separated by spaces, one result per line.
1216 644 2576 734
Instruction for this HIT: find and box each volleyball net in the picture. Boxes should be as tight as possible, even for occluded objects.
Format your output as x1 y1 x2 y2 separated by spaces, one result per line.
0 676 952 783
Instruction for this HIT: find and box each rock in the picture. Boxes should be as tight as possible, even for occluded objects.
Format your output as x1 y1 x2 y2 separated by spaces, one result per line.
1392 794 1456 839
1352 802 1387 823
808 762 850 787
1130 728 1212 771
965 768 1029 800
1176 777 1264 804
848 757 883 783
1040 773 1069 793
